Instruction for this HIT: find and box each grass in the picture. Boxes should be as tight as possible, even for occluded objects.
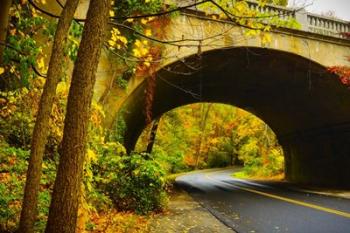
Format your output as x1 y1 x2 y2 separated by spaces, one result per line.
232 170 284 181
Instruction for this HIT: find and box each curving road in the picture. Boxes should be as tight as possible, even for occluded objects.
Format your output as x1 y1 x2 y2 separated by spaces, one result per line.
175 168 350 233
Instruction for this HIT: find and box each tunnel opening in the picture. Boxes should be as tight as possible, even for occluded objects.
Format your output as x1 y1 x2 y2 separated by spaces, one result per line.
135 103 285 179
117 46 350 187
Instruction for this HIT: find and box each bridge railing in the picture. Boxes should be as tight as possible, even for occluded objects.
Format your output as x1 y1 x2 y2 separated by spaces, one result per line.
247 1 295 19
306 13 349 38
245 1 349 39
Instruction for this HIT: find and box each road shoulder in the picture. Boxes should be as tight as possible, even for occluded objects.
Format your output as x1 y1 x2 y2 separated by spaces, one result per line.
149 188 235 233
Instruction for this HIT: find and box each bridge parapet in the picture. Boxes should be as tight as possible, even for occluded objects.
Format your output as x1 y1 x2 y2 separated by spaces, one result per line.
247 1 295 19
306 13 349 38
245 0 349 39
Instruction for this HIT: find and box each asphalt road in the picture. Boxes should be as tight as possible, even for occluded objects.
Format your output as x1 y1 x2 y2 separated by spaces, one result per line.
175 168 350 233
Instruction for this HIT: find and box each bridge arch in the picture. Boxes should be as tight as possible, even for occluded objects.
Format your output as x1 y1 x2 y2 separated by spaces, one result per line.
117 47 350 187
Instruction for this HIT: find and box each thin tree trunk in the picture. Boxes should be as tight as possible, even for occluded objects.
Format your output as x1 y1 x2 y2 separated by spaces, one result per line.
195 103 212 168
45 1 110 232
146 117 160 153
0 0 12 64
18 1 79 233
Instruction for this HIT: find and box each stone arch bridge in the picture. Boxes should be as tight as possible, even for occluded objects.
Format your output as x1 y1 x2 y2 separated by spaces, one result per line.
93 2 350 186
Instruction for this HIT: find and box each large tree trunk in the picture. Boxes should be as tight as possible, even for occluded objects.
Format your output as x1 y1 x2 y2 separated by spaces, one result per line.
45 1 110 232
0 0 12 64
18 1 79 233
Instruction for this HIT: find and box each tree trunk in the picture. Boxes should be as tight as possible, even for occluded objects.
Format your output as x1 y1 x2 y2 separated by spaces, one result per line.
45 1 110 232
18 1 79 233
0 0 12 64
195 103 212 168
146 117 160 153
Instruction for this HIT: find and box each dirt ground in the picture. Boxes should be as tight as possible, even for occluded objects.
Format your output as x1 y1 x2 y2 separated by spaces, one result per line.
149 188 235 233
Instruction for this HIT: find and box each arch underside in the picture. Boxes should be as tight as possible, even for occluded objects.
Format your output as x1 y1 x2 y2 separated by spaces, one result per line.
120 47 350 187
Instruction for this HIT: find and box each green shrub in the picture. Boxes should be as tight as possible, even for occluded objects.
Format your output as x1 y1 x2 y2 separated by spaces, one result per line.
0 144 57 232
152 145 189 174
107 152 168 214
87 142 126 212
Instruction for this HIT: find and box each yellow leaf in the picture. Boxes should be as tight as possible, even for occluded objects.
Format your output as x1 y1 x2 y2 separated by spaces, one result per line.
236 2 245 12
133 48 142 58
144 29 152 37
38 57 45 69
109 10 115 17
118 35 128 45
112 27 120 35
108 39 116 47
134 39 142 47
219 13 226 19
141 18 148 24
87 149 98 162
126 18 134 23
0 67 5 75
140 47 148 56
261 33 272 45
10 66 16 73
31 8 38 17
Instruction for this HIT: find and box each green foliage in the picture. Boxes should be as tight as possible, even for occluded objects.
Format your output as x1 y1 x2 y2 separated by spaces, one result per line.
0 92 136 232
65 21 84 61
0 144 56 232
108 110 127 144
234 115 284 177
1 1 85 91
152 145 189 174
0 88 36 149
266 0 288 6
116 75 128 89
113 0 163 17
107 152 167 214
86 141 126 212
1 1 55 89
0 79 66 154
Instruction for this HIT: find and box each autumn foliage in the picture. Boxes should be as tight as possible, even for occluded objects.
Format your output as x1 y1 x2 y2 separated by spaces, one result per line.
328 33 350 87
328 56 350 87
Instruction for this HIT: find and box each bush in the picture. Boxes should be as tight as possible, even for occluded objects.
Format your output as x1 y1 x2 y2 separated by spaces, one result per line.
0 145 28 232
152 146 189 174
107 152 168 214
87 141 126 212
0 144 56 233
